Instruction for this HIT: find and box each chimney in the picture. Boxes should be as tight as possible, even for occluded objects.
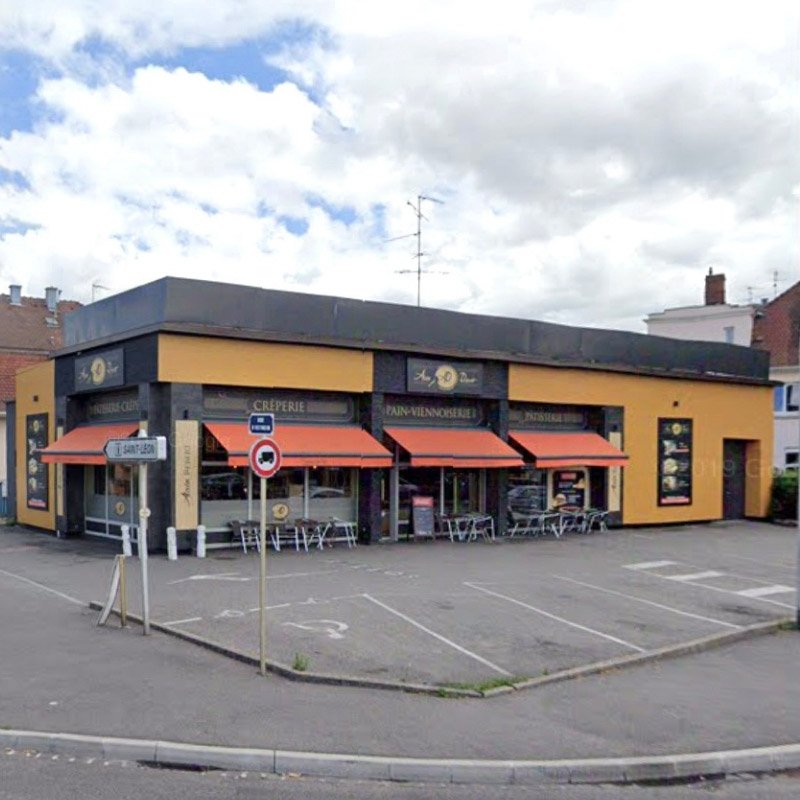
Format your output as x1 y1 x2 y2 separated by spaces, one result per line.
9 285 21 306
45 286 60 313
704 268 726 306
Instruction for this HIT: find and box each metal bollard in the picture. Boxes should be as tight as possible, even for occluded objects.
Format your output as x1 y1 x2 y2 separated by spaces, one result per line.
121 524 132 557
167 526 178 561
196 524 206 558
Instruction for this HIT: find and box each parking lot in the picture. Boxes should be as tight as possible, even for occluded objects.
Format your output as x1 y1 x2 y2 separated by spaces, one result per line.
0 521 795 686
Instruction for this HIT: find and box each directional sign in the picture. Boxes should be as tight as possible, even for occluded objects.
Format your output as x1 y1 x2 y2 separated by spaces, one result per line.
248 413 275 436
249 437 282 479
104 436 167 463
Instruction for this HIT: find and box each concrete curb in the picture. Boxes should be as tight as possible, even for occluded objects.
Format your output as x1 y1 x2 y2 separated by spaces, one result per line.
89 601 791 698
2 729 800 785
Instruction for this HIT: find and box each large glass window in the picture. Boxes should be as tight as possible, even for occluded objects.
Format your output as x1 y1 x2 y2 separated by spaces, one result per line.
507 468 547 519
389 467 481 529
199 464 357 529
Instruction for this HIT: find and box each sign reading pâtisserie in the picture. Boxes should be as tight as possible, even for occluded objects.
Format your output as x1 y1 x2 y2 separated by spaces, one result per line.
407 359 483 395
657 418 692 506
25 413 48 510
75 348 124 392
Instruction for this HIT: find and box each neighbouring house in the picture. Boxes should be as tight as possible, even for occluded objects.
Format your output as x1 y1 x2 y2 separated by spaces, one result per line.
0 285 81 499
752 282 800 472
644 269 755 346
645 269 799 472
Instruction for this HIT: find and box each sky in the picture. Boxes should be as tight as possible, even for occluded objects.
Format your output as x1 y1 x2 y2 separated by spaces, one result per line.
0 1 797 331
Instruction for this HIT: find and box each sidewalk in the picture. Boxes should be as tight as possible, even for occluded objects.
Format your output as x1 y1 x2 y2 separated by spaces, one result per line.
1 562 798 763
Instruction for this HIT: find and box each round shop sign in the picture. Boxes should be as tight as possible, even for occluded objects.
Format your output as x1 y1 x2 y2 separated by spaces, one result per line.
249 437 282 479
272 502 290 521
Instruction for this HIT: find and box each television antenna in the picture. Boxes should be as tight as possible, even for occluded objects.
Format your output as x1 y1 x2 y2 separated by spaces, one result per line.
386 194 445 306
91 282 112 302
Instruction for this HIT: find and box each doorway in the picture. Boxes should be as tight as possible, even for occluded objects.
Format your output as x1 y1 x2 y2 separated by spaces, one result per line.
722 439 746 520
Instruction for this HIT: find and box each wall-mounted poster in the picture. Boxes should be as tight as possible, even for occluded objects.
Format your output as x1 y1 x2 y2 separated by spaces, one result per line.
26 413 49 510
658 418 692 505
551 470 586 509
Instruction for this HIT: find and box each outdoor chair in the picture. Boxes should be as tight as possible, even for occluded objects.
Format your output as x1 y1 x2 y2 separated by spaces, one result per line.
229 519 260 554
584 509 610 533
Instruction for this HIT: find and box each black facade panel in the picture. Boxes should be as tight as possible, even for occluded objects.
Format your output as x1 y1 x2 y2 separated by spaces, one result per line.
55 335 159 398
373 351 507 399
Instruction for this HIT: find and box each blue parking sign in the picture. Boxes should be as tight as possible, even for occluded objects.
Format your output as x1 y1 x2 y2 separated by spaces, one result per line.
248 413 275 435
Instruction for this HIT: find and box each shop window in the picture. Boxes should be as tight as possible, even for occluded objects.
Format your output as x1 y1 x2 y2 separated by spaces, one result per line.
508 468 547 516
264 469 305 500
308 467 353 499
201 465 248 501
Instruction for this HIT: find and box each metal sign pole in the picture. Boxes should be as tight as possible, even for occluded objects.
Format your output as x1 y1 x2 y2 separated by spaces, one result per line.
259 477 267 675
139 461 151 636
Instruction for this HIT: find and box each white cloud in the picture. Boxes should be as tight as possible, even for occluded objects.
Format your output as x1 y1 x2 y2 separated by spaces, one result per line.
0 0 798 329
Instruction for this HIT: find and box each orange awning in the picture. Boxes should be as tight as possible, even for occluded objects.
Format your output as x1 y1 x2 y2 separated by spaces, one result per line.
205 423 392 468
384 426 524 468
40 423 139 465
509 431 629 468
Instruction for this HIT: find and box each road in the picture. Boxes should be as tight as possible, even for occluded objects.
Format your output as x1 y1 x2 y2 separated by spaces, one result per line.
2 752 800 800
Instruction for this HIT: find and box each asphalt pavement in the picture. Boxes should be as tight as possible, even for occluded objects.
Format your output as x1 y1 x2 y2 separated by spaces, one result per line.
1 524 799 763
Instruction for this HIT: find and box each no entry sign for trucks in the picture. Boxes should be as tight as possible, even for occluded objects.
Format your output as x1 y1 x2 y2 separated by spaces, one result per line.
249 437 282 479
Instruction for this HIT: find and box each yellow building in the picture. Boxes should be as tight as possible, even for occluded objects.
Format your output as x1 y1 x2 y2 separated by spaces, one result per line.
10 277 773 548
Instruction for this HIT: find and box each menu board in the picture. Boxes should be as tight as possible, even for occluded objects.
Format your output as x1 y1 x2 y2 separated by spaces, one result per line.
25 413 49 510
658 418 692 505
551 470 586 509
411 495 435 538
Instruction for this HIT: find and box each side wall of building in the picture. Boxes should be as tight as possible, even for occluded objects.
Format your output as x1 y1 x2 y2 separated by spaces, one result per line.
15 360 56 530
509 364 773 524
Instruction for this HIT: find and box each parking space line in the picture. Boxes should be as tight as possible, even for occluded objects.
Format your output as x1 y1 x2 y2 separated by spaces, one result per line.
361 593 512 676
631 572 795 610
464 582 646 653
551 575 742 629
736 585 793 598
623 560 677 570
163 616 203 626
666 571 725 582
0 567 84 606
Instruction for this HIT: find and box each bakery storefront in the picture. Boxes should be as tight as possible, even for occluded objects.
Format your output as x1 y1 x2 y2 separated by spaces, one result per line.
505 403 628 522
10 277 775 546
197 387 390 536
40 367 146 542
375 357 523 539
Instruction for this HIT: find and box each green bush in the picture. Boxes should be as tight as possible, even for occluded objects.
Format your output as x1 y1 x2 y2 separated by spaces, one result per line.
771 472 798 521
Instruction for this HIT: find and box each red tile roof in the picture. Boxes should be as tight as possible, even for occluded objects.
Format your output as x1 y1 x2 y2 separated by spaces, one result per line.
751 281 800 368
0 293 81 411
0 294 81 352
